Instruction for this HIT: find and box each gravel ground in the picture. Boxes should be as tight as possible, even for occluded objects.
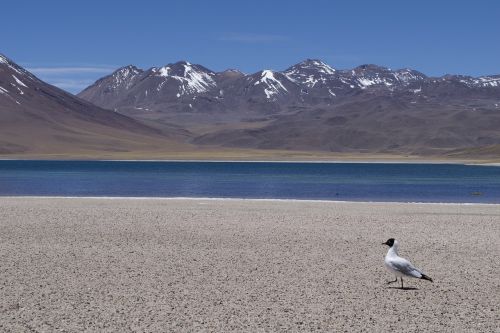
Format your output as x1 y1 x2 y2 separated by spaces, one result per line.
0 198 499 332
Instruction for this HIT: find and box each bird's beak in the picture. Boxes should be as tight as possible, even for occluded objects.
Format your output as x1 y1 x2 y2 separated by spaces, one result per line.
381 242 386 245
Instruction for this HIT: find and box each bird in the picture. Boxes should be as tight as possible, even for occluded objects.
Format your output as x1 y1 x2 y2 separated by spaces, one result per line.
382 238 433 289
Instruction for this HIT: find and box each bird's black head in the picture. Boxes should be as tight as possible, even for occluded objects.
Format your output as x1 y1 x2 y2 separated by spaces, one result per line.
382 238 395 247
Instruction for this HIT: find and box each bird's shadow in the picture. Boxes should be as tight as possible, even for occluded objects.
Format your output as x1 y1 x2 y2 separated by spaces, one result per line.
387 286 419 291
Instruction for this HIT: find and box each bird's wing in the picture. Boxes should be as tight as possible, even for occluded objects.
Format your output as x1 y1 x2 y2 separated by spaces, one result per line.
388 256 423 278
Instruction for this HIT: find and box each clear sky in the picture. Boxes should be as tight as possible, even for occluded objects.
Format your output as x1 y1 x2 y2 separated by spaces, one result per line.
2 0 499 93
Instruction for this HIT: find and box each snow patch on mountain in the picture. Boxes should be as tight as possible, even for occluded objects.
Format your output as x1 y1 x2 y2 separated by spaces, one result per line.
0 86 21 104
353 67 425 89
0 55 29 77
12 75 28 88
284 59 336 88
109 66 141 90
394 69 426 84
293 59 335 75
305 76 320 87
357 77 392 88
223 69 244 74
181 63 216 94
471 76 500 88
10 82 24 95
159 67 171 77
155 63 216 96
254 70 288 99
307 60 335 75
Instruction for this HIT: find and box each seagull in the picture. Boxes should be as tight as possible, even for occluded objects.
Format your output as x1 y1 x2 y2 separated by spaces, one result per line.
383 238 433 289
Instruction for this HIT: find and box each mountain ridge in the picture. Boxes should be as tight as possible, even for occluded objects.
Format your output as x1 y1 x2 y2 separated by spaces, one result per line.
76 57 500 157
80 59 499 98
0 53 187 155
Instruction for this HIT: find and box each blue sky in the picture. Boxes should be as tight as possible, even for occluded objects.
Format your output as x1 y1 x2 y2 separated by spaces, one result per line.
2 0 499 93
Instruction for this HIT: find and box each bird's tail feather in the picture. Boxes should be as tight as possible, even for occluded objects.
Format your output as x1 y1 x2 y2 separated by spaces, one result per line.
421 274 433 282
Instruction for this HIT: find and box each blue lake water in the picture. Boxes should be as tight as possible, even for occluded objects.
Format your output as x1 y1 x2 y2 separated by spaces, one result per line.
0 160 499 203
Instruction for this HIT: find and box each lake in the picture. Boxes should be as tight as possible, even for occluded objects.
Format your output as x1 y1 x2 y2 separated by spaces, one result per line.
0 160 499 203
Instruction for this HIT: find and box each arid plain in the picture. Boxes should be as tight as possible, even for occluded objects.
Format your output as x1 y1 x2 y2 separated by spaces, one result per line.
0 198 498 332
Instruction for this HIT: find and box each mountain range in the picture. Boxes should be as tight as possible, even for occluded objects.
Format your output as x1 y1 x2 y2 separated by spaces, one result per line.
78 58 500 157
2 52 500 159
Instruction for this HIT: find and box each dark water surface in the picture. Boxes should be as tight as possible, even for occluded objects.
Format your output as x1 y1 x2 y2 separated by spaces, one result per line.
0 160 499 203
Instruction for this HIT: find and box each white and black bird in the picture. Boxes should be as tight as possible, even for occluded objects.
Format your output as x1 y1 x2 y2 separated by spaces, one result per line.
383 238 433 289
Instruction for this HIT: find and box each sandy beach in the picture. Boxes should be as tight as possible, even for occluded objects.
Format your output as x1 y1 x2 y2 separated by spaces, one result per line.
0 198 499 332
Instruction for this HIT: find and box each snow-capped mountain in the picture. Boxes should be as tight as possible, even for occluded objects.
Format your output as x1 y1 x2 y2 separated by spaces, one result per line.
284 59 336 88
347 64 427 89
75 58 500 157
149 61 216 96
238 70 300 101
472 75 500 88
284 59 361 100
80 57 500 117
444 75 500 89
77 65 144 109
251 70 290 99
79 61 221 111
106 65 143 91
0 54 45 105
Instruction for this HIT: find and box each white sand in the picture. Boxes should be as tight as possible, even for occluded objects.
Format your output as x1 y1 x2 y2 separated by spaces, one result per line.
0 198 499 332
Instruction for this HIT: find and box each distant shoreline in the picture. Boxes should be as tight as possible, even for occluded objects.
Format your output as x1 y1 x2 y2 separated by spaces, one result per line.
1 158 499 166
0 148 499 165
1 196 498 206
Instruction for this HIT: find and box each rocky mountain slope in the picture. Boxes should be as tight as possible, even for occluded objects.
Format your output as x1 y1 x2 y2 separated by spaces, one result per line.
0 54 185 155
78 58 500 157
